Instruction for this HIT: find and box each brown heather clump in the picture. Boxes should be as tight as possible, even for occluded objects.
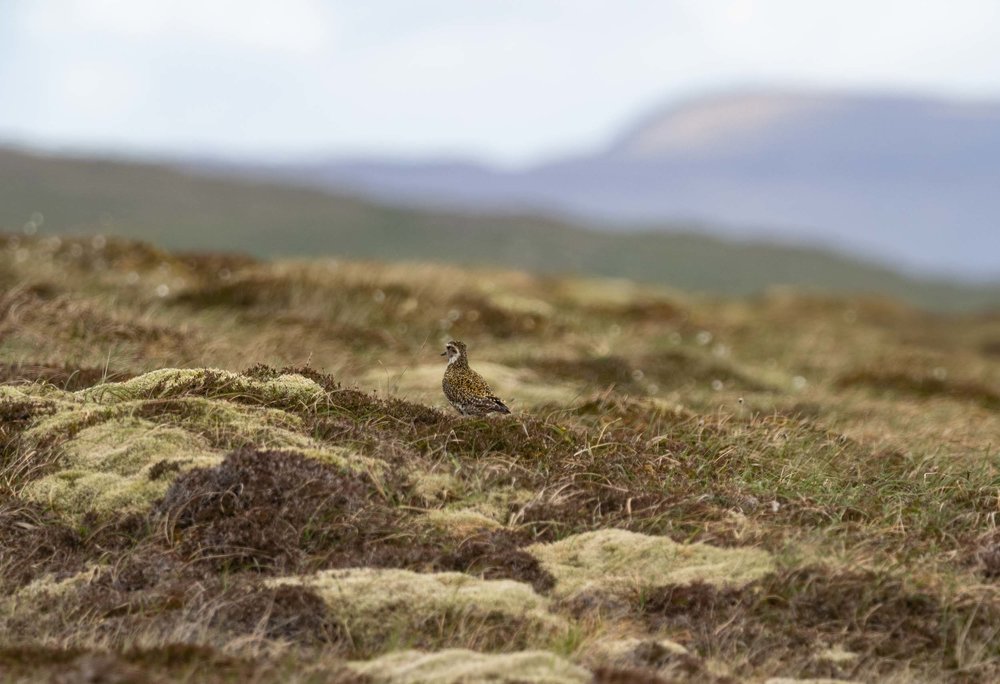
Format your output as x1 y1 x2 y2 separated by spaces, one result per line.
3 235 1000 682
155 447 405 573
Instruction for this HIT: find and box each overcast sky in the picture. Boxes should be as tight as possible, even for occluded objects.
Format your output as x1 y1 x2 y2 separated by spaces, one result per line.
2 0 999 165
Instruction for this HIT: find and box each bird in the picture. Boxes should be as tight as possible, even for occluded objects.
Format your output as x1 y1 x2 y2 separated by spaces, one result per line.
441 340 511 416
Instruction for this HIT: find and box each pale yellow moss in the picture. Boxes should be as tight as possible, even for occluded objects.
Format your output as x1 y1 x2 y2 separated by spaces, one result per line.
765 679 861 684
11 369 362 520
455 485 536 524
267 568 568 652
77 368 327 406
6 565 102 604
527 529 774 598
24 396 313 452
815 646 859 665
580 637 688 670
131 397 314 450
422 508 504 537
349 649 591 684
22 403 117 444
411 471 459 503
283 446 389 480
0 383 72 403
22 418 221 517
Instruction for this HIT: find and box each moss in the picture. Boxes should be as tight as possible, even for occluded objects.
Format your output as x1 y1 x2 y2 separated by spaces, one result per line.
349 649 591 683
451 485 536 524
24 395 315 454
579 637 710 683
267 568 569 655
2 565 102 620
78 367 328 407
288 446 389 480
763 679 860 684
422 509 504 537
410 471 460 504
21 418 221 518
584 637 689 666
0 386 60 425
130 397 314 450
528 529 774 599
21 403 120 448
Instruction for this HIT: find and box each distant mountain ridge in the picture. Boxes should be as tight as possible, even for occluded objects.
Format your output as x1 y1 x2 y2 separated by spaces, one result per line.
230 90 1000 281
2 146 999 312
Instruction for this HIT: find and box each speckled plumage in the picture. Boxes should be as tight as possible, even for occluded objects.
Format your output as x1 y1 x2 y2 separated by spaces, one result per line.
441 340 510 416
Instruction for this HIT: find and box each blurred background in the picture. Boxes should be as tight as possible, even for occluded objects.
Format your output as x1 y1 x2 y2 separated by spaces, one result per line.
2 0 999 310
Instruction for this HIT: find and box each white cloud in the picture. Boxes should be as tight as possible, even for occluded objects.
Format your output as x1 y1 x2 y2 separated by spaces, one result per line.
2 0 999 162
20 0 338 55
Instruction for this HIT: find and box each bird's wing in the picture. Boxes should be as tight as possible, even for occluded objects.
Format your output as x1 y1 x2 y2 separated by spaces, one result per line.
468 393 511 414
468 371 510 413
466 369 495 395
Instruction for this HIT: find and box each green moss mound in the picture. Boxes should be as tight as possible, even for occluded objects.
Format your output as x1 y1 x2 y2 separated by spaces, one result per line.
22 418 221 517
350 648 590 683
527 529 774 599
267 568 569 655
78 367 328 407
10 368 383 520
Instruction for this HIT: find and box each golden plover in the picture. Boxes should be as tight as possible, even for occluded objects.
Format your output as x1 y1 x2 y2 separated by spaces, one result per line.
441 340 510 416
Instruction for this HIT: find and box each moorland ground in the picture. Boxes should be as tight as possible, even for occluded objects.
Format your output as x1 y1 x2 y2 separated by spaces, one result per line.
1 233 1000 683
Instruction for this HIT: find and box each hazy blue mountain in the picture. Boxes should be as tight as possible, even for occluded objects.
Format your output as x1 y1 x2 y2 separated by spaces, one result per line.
235 91 1000 280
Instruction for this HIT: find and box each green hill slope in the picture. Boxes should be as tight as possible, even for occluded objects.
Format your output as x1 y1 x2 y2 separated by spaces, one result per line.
2 147 997 310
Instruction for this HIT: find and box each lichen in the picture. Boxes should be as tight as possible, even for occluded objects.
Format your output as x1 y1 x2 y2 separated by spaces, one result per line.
267 568 568 654
527 529 774 598
349 648 591 684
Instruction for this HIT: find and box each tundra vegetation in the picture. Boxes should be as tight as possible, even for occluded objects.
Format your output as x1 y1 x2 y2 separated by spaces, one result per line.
1 233 999 683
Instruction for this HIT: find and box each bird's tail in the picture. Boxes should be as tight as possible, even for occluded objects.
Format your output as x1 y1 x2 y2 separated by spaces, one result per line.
490 397 511 414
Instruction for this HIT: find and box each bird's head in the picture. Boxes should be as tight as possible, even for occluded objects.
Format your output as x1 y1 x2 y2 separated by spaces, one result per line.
441 340 467 364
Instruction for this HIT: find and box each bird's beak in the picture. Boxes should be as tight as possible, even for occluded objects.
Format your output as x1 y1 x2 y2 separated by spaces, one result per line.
440 351 447 356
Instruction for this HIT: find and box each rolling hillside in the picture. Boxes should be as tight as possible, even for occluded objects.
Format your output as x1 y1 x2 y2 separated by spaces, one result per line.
2 146 998 311
248 90 1000 280
2 234 1000 682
